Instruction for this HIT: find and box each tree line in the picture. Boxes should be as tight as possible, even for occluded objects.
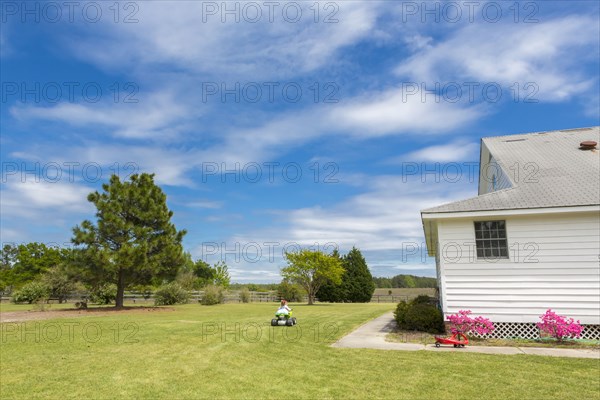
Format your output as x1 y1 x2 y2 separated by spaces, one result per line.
1 173 385 307
372 275 437 289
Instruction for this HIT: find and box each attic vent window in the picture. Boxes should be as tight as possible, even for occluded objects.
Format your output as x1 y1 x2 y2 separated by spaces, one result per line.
579 141 598 150
504 138 527 142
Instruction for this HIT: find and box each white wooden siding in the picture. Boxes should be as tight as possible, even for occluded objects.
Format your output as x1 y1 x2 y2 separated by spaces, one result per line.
437 211 600 324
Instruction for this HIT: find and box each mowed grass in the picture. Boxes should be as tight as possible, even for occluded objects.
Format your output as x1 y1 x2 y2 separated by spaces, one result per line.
1 303 599 399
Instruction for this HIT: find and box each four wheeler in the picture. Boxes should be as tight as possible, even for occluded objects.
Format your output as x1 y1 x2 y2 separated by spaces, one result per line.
271 311 297 326
434 330 469 348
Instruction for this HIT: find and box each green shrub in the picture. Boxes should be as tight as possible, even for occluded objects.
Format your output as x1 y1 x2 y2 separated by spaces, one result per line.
201 285 225 305
41 267 75 303
239 287 251 303
412 295 434 305
88 284 117 305
154 282 190 306
394 296 444 334
12 281 50 304
277 280 303 302
133 285 154 300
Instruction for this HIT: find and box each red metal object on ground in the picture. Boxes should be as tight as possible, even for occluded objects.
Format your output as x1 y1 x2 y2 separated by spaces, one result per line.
434 331 469 348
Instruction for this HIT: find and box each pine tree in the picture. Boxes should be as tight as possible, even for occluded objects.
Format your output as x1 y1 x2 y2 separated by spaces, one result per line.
341 247 375 303
72 173 186 308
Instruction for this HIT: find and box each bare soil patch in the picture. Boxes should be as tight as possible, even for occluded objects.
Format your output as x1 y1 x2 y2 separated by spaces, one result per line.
0 306 174 323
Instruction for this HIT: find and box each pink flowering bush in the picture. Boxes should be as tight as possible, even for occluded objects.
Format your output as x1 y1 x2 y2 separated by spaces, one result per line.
537 309 583 341
447 310 495 336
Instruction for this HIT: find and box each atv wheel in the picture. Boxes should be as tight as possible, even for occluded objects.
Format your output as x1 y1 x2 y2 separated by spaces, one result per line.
271 319 278 326
286 319 294 326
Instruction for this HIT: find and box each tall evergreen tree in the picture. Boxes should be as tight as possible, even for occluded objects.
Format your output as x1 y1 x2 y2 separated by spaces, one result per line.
72 173 186 308
317 247 375 303
342 247 375 302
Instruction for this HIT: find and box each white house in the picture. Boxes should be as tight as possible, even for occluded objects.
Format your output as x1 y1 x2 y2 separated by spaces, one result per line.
421 127 600 339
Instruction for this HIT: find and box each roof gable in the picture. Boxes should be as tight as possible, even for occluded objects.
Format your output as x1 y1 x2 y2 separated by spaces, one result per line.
422 127 600 213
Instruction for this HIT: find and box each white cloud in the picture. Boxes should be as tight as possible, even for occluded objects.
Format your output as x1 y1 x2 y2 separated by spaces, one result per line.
1 180 93 221
328 88 483 137
186 200 223 209
395 15 599 102
394 141 479 163
65 1 386 80
10 90 191 140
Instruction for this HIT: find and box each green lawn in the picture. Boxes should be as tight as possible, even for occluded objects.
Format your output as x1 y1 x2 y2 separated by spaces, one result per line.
1 303 598 399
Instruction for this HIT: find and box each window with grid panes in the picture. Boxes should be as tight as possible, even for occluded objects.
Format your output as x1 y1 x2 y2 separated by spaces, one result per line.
474 221 508 259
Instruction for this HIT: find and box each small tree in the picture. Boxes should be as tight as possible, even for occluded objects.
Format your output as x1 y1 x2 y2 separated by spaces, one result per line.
176 270 198 290
281 249 344 305
41 266 75 303
194 259 214 287
212 261 230 288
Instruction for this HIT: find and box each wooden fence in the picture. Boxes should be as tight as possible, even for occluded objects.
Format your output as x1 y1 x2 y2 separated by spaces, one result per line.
1 292 419 304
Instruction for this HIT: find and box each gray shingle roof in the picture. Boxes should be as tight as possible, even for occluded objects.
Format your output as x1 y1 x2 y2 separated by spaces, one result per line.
422 127 600 213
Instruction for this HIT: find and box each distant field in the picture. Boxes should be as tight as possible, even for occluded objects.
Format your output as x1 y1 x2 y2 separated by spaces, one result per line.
373 288 435 297
372 288 435 302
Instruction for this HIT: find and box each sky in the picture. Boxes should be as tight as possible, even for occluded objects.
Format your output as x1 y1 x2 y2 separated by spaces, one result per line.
1 1 599 282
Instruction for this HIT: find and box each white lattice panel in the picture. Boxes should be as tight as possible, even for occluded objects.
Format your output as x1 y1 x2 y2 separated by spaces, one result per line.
469 323 600 341
581 325 600 341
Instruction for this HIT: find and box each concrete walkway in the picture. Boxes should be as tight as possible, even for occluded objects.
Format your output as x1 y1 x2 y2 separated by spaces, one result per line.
332 312 600 359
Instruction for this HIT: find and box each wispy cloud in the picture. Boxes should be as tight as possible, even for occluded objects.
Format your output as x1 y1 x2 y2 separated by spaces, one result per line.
395 15 599 102
1 180 91 214
65 1 386 80
186 200 223 209
390 140 479 163
10 90 191 140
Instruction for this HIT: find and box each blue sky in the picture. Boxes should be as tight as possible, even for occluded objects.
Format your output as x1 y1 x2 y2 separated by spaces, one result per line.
1 1 599 282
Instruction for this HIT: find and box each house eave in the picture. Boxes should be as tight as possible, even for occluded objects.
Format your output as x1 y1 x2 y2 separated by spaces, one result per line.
421 204 600 220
